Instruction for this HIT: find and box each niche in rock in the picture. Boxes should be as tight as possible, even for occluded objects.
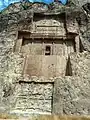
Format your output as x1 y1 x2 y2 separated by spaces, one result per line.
65 56 72 76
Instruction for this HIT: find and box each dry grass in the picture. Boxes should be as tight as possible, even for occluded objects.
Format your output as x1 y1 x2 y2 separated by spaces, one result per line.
0 114 90 120
33 115 90 120
0 113 18 119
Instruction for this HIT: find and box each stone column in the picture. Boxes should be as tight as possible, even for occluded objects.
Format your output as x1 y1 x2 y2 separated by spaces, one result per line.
75 35 80 52
14 38 23 53
52 79 63 114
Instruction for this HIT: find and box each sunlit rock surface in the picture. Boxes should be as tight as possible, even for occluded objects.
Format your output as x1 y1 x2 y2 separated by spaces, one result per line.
0 0 90 116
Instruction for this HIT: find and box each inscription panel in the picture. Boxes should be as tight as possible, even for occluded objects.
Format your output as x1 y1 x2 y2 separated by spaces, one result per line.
23 55 67 78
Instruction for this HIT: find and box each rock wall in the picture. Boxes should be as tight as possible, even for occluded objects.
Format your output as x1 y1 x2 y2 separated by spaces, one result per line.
0 50 90 115
0 1 90 115
70 52 90 77
53 76 90 115
53 52 90 115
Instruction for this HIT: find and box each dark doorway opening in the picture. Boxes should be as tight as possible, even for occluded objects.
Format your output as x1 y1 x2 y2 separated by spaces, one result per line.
45 46 51 55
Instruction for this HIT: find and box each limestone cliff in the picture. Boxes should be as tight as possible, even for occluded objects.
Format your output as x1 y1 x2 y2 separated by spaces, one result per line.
0 0 90 51
0 0 90 116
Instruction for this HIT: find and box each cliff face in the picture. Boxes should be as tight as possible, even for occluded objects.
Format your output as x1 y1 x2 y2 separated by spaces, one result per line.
0 0 90 50
0 0 90 116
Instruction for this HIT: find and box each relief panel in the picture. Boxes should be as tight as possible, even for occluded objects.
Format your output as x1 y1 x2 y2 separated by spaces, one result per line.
11 82 53 114
33 19 66 36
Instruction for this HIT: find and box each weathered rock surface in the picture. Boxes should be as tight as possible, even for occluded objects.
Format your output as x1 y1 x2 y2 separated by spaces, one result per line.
53 76 90 115
0 0 90 116
53 51 90 115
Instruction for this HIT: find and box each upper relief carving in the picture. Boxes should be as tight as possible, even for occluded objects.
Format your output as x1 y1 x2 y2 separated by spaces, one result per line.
32 19 66 36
